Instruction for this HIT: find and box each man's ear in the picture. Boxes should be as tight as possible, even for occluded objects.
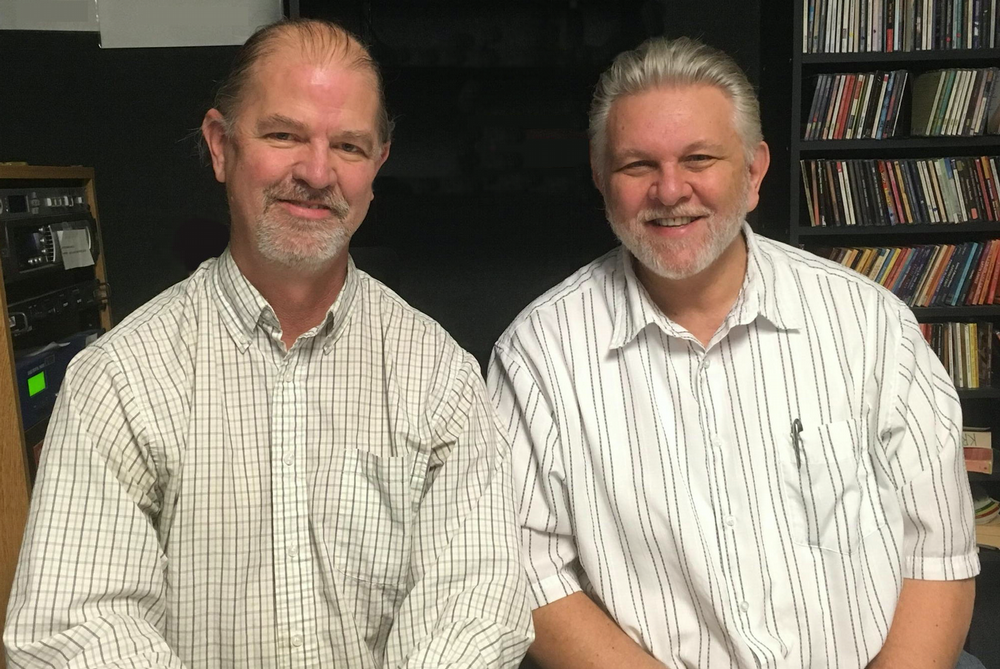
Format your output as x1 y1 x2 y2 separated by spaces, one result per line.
745 140 771 213
375 141 391 173
202 109 230 184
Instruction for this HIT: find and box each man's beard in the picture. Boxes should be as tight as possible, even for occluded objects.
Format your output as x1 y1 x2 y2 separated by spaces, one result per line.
254 181 353 269
607 182 749 281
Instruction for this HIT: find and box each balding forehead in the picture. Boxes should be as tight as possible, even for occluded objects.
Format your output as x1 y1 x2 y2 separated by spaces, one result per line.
265 23 368 69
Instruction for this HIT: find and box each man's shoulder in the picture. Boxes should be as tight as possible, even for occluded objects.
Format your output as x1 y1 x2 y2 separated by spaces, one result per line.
754 233 909 314
90 262 213 357
354 269 478 366
494 248 621 350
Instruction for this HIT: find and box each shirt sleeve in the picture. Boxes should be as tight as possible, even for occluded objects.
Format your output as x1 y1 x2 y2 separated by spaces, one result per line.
487 341 582 609
880 306 980 582
4 347 184 668
387 354 534 669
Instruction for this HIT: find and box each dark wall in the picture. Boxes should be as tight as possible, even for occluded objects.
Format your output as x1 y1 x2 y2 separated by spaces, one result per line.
0 30 234 318
304 0 761 364
1 1 760 365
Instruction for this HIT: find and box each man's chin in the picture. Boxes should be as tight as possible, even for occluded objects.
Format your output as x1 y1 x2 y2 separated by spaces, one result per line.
257 236 348 269
261 249 339 270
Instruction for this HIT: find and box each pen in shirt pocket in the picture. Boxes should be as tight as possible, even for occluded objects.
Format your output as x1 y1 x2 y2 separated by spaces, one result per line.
791 418 803 469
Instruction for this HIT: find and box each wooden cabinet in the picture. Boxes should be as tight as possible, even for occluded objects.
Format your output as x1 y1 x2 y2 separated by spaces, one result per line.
0 165 111 656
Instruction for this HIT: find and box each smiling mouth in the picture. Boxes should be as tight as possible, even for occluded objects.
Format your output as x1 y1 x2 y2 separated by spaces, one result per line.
647 216 703 227
279 199 331 211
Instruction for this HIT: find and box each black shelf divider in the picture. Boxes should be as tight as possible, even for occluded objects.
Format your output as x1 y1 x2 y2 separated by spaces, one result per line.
797 136 1000 153
802 48 1000 65
910 306 1000 319
797 222 1000 237
959 388 1000 400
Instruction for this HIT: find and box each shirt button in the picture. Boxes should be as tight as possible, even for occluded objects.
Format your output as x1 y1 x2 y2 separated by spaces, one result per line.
290 635 303 648
740 601 750 612
703 359 711 370
725 516 736 527
283 453 293 466
287 545 299 557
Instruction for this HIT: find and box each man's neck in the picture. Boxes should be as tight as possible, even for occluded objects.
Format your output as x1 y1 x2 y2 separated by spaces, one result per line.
636 235 749 348
231 246 349 349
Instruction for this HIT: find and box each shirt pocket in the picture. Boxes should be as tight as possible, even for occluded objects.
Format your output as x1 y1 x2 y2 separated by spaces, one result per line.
780 419 880 555
333 448 428 587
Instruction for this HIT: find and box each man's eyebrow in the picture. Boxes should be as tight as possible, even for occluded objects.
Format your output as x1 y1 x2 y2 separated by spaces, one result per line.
335 129 376 150
612 141 728 162
683 141 727 154
612 148 654 162
256 114 308 134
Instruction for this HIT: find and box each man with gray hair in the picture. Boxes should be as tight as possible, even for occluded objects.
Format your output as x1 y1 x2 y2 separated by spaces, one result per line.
488 37 980 669
5 18 532 668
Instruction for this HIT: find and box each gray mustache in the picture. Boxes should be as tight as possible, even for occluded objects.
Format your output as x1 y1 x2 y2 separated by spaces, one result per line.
265 184 350 218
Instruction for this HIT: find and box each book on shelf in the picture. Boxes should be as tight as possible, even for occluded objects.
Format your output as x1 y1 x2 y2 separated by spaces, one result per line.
965 427 993 448
804 71 908 139
965 446 995 474
801 156 1000 226
803 0 999 53
822 241 1000 306
910 68 1000 135
920 322 994 388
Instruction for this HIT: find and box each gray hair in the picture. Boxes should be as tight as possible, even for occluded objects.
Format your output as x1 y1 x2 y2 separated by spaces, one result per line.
209 18 393 147
589 36 762 183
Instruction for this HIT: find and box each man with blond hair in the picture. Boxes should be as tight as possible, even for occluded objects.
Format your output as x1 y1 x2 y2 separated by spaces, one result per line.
6 18 531 668
489 37 980 669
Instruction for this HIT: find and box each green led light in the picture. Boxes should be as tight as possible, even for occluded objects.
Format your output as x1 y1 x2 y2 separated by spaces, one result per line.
27 372 46 397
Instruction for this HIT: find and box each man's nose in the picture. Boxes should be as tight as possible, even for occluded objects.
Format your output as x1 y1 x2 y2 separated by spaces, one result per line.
649 165 692 206
292 142 335 190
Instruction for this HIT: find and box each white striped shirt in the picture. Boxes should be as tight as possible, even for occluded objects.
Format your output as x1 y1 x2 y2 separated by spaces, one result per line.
488 225 979 669
6 249 532 669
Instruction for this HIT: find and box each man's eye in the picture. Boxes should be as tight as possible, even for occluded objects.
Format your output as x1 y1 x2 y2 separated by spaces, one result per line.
687 154 715 163
618 160 653 172
267 132 294 141
339 143 363 154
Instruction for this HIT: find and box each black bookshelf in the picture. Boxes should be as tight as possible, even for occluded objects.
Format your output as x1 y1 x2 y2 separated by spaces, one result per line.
769 5 1000 663
784 0 1000 485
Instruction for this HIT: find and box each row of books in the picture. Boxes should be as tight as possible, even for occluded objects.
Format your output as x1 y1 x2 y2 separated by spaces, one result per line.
800 156 1000 227
911 68 1000 135
920 321 995 387
821 240 1000 306
803 0 1000 53
804 71 908 139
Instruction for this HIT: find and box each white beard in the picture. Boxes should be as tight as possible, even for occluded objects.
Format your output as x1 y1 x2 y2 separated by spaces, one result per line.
608 181 749 281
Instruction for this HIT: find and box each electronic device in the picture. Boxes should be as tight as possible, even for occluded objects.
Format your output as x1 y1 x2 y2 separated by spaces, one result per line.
0 186 89 221
0 186 98 284
1 214 98 282
6 279 103 337
15 328 102 432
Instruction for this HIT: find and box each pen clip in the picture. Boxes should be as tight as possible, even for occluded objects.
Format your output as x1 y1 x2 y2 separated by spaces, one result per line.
791 418 804 469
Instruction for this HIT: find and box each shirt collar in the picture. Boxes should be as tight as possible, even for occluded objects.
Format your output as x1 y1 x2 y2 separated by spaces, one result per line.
212 248 360 352
610 222 801 350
